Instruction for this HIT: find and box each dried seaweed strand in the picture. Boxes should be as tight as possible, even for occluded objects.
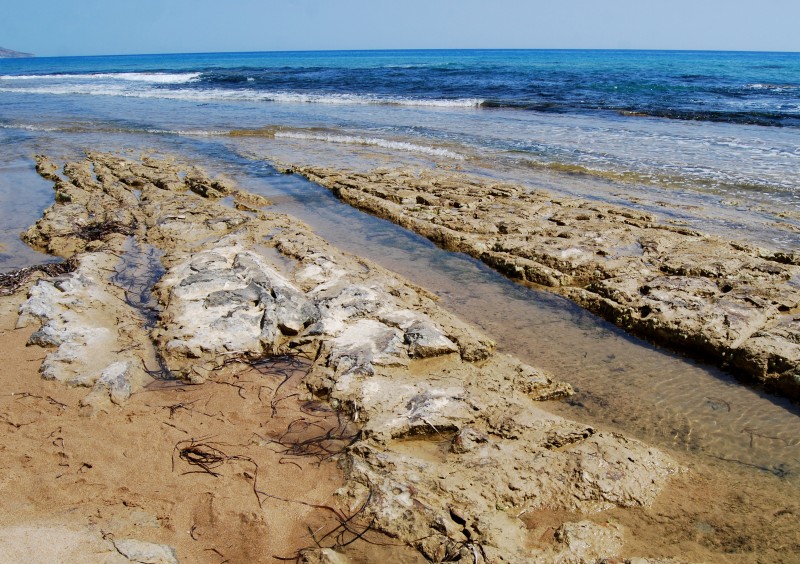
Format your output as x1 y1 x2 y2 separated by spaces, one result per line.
172 438 263 507
265 413 360 464
0 258 77 296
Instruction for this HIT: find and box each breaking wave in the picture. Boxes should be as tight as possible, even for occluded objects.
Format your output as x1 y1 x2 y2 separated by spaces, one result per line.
0 72 201 84
274 131 465 160
0 82 482 108
144 128 227 136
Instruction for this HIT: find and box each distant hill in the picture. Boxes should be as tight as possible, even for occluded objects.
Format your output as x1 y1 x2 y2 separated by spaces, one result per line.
0 47 34 58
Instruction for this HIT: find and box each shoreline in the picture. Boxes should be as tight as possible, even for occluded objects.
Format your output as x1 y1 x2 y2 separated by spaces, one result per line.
1 151 799 561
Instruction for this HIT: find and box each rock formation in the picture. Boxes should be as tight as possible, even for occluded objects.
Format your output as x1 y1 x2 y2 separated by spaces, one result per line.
16 152 680 561
287 164 800 401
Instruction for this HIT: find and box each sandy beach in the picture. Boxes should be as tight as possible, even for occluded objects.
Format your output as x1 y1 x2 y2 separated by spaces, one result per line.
0 150 797 563
0 296 348 562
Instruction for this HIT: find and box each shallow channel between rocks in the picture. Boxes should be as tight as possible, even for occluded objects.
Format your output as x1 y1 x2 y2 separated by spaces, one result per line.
5 142 800 561
219 148 800 484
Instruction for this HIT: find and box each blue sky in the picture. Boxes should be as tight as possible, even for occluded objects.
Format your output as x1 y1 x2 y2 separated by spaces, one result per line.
2 0 799 56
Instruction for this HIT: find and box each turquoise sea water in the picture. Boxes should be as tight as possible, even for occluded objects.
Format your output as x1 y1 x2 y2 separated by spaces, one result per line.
2 49 799 123
1 49 798 204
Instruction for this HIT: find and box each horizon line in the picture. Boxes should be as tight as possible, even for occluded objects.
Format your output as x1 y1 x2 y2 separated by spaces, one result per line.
7 46 800 60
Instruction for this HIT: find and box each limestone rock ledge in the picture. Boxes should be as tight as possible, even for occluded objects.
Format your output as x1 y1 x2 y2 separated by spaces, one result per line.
289 164 800 401
16 251 154 412
15 152 679 562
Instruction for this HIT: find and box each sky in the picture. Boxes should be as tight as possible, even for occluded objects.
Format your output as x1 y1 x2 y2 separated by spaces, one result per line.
2 0 799 57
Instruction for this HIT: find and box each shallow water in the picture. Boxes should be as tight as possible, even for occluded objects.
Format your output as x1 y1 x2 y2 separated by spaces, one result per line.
111 237 165 329
0 135 61 272
2 126 798 489
223 150 800 484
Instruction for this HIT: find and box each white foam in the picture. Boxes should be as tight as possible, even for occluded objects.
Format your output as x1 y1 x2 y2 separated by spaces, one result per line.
0 123 226 136
0 123 62 132
255 91 482 108
0 82 481 108
144 128 227 136
0 85 131 96
98 72 202 83
274 131 465 160
744 83 798 92
0 72 201 84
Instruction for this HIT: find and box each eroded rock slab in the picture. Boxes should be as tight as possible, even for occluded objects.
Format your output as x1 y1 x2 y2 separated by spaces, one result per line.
16 252 154 412
18 152 679 562
289 164 800 400
154 244 319 380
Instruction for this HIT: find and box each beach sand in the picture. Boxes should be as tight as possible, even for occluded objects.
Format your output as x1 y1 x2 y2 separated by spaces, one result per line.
0 291 374 563
1 151 799 563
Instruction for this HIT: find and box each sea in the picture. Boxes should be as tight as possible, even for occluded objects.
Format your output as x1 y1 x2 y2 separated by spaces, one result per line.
2 49 799 251
2 49 800 540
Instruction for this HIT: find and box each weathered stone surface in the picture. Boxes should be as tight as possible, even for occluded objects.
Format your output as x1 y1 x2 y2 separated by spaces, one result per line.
233 190 271 210
154 245 319 380
326 319 408 374
82 360 136 407
16 252 152 410
513 362 573 400
335 377 675 560
733 315 800 397
112 538 179 564
401 318 459 358
19 152 679 562
548 520 624 563
185 167 234 199
34 154 60 182
299 548 352 564
289 164 800 400
22 155 144 259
